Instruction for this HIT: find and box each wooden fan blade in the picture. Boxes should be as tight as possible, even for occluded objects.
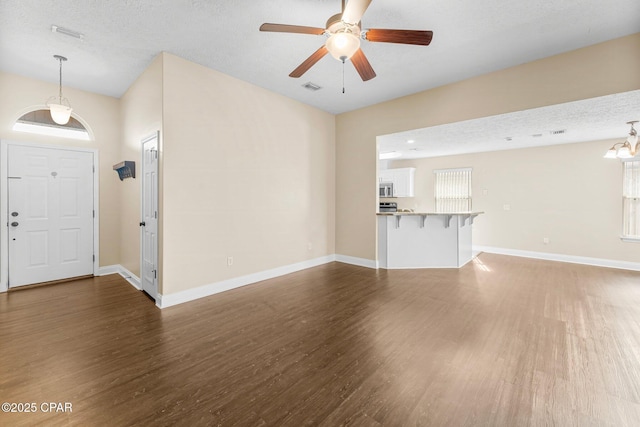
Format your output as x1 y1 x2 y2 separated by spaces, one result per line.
350 48 376 81
365 29 433 46
289 46 329 78
342 0 372 24
260 23 325 35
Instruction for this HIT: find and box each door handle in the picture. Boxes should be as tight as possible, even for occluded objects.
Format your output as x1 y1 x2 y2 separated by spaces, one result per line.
139 222 146 227
11 222 19 227
11 212 18 217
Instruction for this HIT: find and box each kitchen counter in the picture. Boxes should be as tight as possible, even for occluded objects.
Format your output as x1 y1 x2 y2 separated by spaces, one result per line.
377 212 484 269
376 211 484 216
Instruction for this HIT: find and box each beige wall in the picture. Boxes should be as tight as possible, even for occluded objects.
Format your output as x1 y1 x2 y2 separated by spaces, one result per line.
389 139 640 263
0 71 122 267
161 53 335 294
119 54 164 278
1 53 335 297
336 33 640 261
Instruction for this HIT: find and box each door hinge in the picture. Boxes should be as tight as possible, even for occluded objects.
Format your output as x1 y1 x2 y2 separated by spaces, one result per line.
154 211 158 219
92 165 95 173
93 254 95 262
93 210 95 218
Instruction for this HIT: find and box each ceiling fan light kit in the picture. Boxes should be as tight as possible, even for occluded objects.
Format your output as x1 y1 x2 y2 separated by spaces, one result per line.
326 31 361 61
46 55 73 125
604 121 639 159
259 0 432 83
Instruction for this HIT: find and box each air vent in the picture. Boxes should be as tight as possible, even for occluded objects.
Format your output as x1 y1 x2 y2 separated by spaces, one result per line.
302 82 322 91
550 129 566 135
51 25 84 41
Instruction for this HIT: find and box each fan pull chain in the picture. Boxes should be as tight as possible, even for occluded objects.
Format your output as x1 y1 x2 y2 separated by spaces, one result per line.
342 59 345 94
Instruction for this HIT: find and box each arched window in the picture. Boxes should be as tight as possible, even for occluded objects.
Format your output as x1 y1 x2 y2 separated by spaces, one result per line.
12 109 92 141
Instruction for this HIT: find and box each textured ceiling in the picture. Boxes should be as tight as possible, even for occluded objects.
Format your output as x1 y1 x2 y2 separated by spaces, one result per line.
378 90 640 159
1 0 639 114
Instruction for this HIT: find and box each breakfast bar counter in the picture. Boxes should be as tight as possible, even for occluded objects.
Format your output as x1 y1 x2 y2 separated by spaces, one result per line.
377 212 483 269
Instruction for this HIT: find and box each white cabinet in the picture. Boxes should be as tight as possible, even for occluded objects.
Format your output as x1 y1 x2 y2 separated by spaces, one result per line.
379 168 415 197
393 168 414 197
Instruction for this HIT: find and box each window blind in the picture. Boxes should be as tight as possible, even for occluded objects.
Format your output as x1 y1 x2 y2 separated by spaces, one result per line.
623 160 640 238
434 168 472 213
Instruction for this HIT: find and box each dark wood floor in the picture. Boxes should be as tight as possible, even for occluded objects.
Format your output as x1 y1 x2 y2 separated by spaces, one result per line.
1 254 640 426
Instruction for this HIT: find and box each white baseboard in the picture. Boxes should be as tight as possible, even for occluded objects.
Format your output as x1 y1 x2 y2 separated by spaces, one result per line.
96 265 119 276
157 255 336 308
335 254 378 269
2 255 377 299
476 246 640 272
97 265 141 290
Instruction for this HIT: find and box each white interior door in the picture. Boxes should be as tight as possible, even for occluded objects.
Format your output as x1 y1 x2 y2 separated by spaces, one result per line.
141 133 158 300
8 145 94 288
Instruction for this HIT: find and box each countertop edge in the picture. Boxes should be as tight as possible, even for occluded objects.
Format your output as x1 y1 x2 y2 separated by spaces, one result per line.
376 212 484 216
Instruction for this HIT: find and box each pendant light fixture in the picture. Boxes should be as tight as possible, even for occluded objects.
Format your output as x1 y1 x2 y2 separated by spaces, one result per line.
46 55 73 125
604 121 639 159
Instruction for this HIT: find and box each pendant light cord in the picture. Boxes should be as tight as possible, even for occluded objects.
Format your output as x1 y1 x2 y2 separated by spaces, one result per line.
58 57 63 102
53 55 68 103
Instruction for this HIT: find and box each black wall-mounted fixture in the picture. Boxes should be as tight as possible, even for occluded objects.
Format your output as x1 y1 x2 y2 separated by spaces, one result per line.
113 161 135 180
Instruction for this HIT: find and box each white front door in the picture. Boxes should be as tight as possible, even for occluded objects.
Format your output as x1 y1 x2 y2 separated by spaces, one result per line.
8 145 94 288
141 133 158 300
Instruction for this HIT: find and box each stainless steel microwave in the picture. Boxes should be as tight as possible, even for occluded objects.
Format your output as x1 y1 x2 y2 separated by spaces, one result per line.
379 182 394 198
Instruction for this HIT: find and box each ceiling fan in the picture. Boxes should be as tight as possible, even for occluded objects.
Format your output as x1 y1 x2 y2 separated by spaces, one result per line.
259 0 433 82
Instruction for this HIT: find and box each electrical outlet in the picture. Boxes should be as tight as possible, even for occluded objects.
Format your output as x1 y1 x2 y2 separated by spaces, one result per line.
543 237 549 245
482 189 488 196
307 242 313 251
503 204 511 211
227 256 233 266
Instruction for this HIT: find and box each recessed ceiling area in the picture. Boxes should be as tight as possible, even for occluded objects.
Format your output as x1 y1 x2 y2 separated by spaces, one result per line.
1 0 639 114
377 90 640 159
